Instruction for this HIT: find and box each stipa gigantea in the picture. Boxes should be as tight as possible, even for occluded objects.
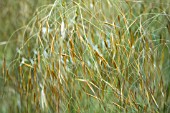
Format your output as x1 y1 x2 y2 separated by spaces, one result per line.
61 20 66 39
151 93 159 110
38 51 41 68
159 76 165 97
120 8 129 31
76 79 101 101
50 33 55 54
128 91 138 111
104 39 109 49
38 22 44 47
33 64 37 84
51 86 60 113
40 86 48 110
22 63 33 68
145 87 151 106
19 66 23 79
86 81 97 98
45 20 50 35
2 0 170 112
85 65 94 79
129 28 135 48
20 57 33 68
61 54 69 70
50 70 57 80
112 101 125 111
81 61 86 74
94 49 109 68
76 26 87 46
117 15 120 24
2 57 6 77
69 38 75 64
138 71 144 94
120 79 125 105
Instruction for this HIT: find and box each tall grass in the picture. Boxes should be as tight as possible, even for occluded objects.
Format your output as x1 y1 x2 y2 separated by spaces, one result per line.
1 0 170 112
0 0 55 63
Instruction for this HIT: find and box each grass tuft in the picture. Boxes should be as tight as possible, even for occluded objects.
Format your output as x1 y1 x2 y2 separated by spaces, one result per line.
1 0 170 112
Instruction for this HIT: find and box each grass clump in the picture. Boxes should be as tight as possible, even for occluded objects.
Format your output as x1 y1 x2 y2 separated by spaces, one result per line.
1 0 170 112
